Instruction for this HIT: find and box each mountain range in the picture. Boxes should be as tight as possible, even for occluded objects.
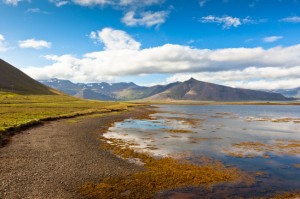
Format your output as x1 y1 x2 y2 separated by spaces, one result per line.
40 78 290 101
0 59 293 101
271 88 300 98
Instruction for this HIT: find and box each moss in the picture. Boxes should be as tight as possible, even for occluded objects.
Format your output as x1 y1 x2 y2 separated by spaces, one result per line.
80 137 253 199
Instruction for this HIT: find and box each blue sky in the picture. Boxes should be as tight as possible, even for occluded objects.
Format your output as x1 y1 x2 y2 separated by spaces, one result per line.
1 0 300 89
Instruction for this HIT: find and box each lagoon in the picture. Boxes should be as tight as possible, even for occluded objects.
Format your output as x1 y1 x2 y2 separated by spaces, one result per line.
104 105 300 197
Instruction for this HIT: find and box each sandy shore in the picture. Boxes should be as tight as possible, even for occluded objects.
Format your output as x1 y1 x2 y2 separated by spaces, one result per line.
0 107 150 199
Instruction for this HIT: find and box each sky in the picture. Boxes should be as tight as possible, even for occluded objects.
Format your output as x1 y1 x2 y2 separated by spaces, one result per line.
1 0 300 89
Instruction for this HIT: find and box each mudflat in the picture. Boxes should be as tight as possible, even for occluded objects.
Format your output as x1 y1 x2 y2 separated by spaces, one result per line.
0 108 148 199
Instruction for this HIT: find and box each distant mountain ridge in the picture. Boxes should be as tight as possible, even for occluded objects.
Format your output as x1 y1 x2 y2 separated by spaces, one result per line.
40 78 140 100
40 78 290 101
0 59 55 95
271 88 300 98
146 78 288 101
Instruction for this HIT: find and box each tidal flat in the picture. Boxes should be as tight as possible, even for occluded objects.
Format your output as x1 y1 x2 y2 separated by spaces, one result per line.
97 104 300 198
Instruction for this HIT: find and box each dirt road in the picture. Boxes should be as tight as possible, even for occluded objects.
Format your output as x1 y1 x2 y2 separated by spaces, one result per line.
0 110 145 199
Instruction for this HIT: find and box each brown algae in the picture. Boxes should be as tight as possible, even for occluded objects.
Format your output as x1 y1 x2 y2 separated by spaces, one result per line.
293 164 300 169
167 129 194 134
81 137 251 199
224 140 300 158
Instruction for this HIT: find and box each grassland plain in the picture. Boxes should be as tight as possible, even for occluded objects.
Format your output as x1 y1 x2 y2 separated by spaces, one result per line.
0 91 135 146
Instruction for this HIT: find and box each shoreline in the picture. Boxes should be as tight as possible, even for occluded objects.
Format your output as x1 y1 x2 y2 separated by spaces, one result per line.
1 105 299 198
0 106 152 199
134 100 300 106
0 102 140 147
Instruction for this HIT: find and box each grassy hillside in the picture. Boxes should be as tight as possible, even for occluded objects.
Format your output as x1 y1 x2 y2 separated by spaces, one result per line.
0 59 54 95
0 92 134 145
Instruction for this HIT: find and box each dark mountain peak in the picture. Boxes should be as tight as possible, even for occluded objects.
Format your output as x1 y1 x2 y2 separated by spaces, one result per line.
184 78 205 85
128 82 137 86
0 59 55 95
186 77 197 82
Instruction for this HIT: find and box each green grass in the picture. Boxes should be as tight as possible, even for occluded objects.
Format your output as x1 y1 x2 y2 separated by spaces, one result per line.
0 92 134 144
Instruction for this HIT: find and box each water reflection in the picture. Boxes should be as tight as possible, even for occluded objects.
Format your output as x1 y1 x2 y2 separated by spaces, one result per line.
104 105 300 196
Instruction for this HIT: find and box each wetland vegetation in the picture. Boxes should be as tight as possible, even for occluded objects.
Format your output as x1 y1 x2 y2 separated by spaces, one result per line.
100 104 300 198
81 136 252 199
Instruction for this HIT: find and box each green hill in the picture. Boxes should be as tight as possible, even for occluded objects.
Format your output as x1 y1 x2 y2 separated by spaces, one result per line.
0 59 55 95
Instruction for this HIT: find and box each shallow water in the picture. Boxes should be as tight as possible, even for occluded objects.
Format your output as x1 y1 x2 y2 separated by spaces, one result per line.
105 105 300 197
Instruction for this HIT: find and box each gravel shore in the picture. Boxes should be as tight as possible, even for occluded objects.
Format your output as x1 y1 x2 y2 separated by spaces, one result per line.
0 108 148 199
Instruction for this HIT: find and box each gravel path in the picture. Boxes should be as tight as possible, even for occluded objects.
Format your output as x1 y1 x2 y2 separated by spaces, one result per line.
0 109 146 199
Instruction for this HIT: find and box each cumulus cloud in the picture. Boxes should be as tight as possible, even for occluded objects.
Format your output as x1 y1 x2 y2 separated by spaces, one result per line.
166 66 300 90
0 34 9 52
18 39 52 49
279 16 300 23
89 28 141 50
263 36 283 43
22 28 300 89
122 10 169 27
2 0 24 6
199 15 254 29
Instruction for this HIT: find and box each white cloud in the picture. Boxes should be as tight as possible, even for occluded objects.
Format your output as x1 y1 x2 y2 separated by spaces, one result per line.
49 0 69 7
122 10 169 27
279 16 300 23
22 28 300 89
2 0 24 6
199 0 208 7
72 0 111 6
199 15 254 29
89 28 141 50
227 79 300 90
18 39 52 49
0 34 9 52
166 66 300 90
119 0 163 6
263 36 283 43
49 0 163 7
89 31 97 39
25 8 49 14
